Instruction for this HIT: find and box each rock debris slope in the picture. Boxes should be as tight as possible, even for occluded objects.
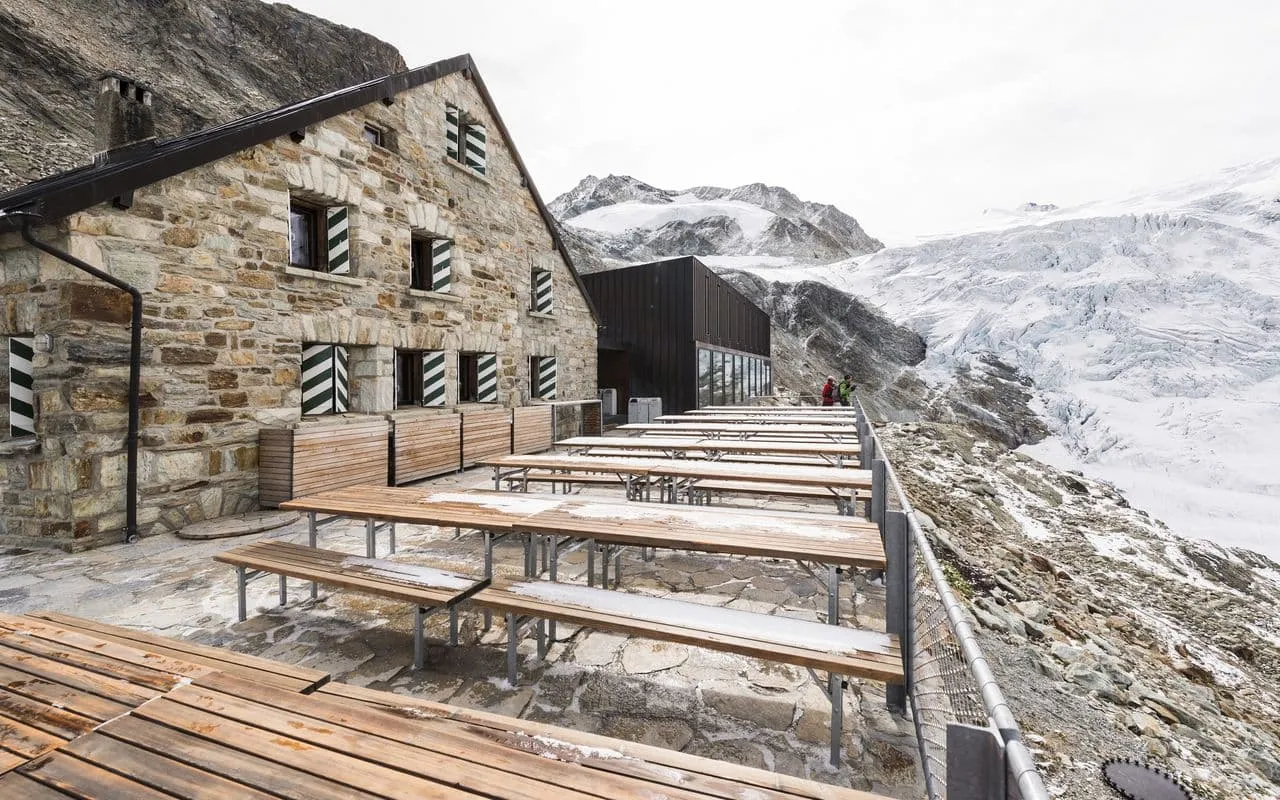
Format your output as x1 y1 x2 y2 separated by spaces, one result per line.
0 0 405 190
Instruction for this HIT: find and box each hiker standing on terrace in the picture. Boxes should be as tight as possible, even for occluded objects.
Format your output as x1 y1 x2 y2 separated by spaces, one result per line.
838 375 855 406
820 377 837 406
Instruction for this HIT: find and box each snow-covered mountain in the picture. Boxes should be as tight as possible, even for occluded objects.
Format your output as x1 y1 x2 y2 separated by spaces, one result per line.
750 158 1280 560
553 175 883 270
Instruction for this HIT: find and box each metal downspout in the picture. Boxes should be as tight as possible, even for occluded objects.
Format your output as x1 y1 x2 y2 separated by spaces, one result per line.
19 218 142 544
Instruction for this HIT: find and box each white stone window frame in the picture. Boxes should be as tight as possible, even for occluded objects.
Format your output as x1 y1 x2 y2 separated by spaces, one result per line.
283 157 364 282
406 201 461 300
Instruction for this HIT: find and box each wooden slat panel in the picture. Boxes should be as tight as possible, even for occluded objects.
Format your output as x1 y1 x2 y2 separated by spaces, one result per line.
0 772 71 798
0 645 159 707
0 688 97 740
393 415 460 484
257 429 293 508
317 682 889 800
513 406 553 454
461 409 511 467
0 664 131 722
99 716 378 800
63 734 281 800
17 752 176 800
22 613 327 693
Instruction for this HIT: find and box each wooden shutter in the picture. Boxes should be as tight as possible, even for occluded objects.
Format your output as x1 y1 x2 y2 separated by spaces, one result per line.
301 344 349 415
326 206 350 274
445 105 460 161
536 356 557 400
8 336 34 437
421 351 446 407
533 269 553 313
431 240 452 292
476 353 498 403
464 124 486 175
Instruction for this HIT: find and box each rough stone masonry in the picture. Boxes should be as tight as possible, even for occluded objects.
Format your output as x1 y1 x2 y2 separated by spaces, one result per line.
0 68 598 549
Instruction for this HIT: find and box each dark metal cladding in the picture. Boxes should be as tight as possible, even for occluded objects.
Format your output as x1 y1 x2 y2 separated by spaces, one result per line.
583 256 770 414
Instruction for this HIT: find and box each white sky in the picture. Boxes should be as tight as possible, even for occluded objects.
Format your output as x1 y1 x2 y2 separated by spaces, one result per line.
282 0 1280 243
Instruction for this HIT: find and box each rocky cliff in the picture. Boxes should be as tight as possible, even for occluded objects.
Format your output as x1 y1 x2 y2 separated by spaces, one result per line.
0 0 405 191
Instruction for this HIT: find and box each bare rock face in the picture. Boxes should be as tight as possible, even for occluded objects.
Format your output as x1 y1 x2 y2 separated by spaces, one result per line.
0 0 406 190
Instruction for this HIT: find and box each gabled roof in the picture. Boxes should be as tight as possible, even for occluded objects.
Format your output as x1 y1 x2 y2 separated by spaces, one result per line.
0 53 599 322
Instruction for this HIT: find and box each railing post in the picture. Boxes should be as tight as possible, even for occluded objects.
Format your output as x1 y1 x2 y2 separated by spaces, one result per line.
946 724 1006 800
871 459 887 529
884 510 910 713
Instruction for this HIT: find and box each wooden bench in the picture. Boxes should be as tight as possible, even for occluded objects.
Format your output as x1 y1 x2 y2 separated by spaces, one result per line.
691 478 872 515
216 541 902 765
215 541 491 670
501 468 631 494
19 612 329 693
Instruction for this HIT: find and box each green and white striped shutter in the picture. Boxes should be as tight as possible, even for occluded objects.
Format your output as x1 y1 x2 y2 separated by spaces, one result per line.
301 344 349 415
476 353 498 403
421 351 446 407
8 336 35 437
445 105 460 161
536 356 557 400
464 125 486 175
326 206 349 274
431 239 452 292
533 269 553 313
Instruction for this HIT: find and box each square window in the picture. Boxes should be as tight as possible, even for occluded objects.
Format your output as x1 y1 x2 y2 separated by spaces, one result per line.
363 125 384 147
411 236 452 292
458 353 478 403
289 202 320 269
395 350 423 407
290 200 349 274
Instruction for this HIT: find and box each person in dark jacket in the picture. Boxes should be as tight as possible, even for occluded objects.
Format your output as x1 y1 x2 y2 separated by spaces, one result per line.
820 377 837 406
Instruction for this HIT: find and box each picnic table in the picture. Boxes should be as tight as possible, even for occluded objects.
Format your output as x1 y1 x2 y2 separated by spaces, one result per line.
646 459 874 514
559 435 861 467
481 453 661 499
690 407 859 416
656 413 858 426
620 422 858 441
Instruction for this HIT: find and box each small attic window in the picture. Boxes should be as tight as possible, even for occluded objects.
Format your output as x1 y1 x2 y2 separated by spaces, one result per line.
362 125 384 147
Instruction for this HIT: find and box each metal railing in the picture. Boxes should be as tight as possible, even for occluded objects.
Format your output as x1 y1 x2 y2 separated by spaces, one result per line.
854 396 1049 800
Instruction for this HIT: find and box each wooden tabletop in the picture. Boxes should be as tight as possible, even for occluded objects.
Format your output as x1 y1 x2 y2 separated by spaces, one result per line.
623 422 858 436
280 484 567 529
689 408 859 416
518 501 885 568
0 665 895 799
556 435 713 450
646 460 874 489
480 453 664 473
656 414 858 426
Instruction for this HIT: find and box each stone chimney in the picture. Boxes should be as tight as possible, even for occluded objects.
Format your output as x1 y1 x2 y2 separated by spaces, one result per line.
94 72 156 163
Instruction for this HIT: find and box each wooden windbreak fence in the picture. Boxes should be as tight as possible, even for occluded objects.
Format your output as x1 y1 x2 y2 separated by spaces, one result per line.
513 406 554 454
461 408 512 467
391 414 461 485
259 419 390 507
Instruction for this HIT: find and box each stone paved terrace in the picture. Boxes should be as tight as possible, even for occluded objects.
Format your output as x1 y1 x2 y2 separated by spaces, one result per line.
0 466 923 797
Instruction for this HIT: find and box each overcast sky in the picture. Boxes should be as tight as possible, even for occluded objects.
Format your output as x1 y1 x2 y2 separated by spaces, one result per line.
284 0 1280 243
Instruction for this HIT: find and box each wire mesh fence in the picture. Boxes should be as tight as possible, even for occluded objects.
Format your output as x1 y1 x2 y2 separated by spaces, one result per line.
866 398 1047 800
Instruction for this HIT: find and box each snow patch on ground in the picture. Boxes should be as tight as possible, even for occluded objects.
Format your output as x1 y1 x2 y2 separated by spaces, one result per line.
565 197 777 239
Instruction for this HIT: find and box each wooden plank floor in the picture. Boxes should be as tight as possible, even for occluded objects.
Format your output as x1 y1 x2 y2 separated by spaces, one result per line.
0 663 898 799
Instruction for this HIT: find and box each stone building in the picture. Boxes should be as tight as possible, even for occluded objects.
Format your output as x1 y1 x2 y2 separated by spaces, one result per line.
0 55 599 550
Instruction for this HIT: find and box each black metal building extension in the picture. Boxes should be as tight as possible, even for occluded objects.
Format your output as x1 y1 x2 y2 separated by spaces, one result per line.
582 257 772 415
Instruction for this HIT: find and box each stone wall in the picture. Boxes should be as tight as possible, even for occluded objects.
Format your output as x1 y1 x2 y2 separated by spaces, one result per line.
0 70 597 550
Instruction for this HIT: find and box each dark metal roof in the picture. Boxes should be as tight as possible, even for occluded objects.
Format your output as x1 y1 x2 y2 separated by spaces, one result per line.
0 53 599 322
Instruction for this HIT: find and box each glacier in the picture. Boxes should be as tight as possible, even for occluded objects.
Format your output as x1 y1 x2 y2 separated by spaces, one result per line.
745 158 1280 560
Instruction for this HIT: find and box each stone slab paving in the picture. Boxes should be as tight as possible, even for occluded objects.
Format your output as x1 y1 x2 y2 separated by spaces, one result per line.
0 466 923 797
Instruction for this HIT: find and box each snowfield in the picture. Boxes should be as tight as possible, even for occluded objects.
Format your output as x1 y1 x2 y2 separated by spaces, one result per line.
743 158 1280 560
565 195 778 239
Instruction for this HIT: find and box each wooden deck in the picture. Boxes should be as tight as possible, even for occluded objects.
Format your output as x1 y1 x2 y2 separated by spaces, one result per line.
0 615 895 799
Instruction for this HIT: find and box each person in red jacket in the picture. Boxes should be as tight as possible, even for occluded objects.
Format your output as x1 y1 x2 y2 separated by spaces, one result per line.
820 376 837 406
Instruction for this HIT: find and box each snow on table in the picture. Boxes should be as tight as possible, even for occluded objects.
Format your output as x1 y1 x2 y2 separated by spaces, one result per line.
561 502 866 541
419 491 565 516
339 557 478 590
507 580 894 656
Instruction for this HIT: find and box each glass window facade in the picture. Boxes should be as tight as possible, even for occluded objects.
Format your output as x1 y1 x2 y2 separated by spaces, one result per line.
695 346 772 407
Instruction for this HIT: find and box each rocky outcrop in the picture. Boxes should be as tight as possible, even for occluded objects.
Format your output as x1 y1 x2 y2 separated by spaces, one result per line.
882 421 1280 799
719 271 926 401
552 174 883 266
0 0 406 191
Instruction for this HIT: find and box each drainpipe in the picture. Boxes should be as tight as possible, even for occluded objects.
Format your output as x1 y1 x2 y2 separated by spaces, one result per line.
18 216 142 544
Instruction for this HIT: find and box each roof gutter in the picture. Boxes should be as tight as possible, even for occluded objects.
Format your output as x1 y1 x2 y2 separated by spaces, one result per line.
16 215 142 544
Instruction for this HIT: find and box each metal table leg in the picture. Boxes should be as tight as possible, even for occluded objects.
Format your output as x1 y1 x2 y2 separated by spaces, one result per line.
365 518 376 558
308 511 318 600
